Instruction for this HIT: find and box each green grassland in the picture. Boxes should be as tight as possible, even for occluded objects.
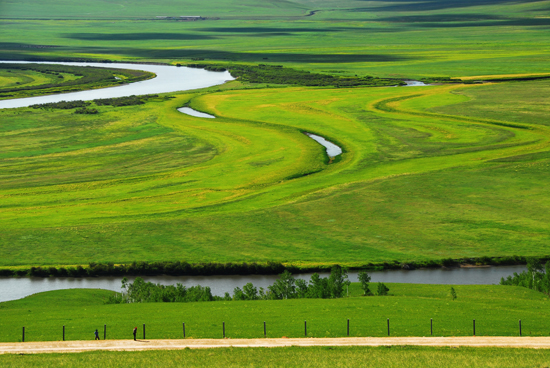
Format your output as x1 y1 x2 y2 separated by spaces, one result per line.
0 0 550 268
1 79 549 266
2 346 550 368
0 284 549 342
1 0 550 78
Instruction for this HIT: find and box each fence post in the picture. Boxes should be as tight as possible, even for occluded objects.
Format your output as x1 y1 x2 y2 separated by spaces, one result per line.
22 327 25 342
104 324 106 340
519 320 522 336
183 323 186 338
223 322 225 338
387 319 390 336
473 319 476 336
347 319 350 336
305 321 307 337
143 324 146 340
63 325 65 341
264 321 266 338
431 319 433 336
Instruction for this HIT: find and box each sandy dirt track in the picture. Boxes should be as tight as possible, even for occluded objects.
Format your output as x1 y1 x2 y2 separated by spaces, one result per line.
2 337 550 354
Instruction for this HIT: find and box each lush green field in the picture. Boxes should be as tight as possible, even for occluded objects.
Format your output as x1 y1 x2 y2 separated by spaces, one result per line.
1 0 550 78
2 346 550 368
1 79 549 266
1 0 550 267
1 284 548 343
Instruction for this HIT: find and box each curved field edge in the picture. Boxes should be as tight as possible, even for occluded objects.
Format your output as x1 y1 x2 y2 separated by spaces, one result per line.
0 80 549 266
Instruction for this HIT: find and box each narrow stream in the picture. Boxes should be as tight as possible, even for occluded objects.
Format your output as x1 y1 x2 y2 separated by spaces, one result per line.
404 80 429 87
304 133 342 157
177 107 216 118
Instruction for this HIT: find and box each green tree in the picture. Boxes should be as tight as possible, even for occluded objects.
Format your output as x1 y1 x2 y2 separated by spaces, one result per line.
358 271 372 296
328 265 349 298
450 287 457 301
243 282 259 300
306 273 329 298
377 282 389 296
268 270 296 299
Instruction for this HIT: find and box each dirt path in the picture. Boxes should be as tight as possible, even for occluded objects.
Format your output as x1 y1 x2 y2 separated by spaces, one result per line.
2 337 550 354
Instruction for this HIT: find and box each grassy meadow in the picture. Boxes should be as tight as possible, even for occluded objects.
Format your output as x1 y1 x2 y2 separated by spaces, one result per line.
0 283 549 343
1 79 549 266
2 346 550 368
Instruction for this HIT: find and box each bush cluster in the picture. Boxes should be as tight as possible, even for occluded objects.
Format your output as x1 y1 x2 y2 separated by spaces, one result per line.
75 107 98 114
107 277 216 303
500 259 550 294
93 95 158 107
30 100 90 109
106 266 359 304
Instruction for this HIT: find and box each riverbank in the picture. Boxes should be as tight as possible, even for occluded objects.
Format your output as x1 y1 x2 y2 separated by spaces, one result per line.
0 255 538 278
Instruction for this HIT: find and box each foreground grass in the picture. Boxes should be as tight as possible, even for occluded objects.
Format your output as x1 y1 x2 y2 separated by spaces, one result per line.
1 284 549 343
2 346 550 368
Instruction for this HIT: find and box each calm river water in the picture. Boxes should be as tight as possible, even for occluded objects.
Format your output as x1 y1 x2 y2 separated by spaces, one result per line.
0 266 526 303
0 61 234 109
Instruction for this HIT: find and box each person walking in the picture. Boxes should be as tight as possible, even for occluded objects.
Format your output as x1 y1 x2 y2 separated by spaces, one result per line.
94 329 100 340
133 326 137 341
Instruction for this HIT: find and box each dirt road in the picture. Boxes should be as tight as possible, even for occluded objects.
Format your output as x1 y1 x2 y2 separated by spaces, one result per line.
2 336 550 354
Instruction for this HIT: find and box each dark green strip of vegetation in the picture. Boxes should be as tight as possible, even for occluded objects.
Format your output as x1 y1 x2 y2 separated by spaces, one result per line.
186 63 403 87
0 255 540 278
30 94 166 110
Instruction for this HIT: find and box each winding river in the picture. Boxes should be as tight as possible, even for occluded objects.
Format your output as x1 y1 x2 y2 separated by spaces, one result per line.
0 61 234 109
